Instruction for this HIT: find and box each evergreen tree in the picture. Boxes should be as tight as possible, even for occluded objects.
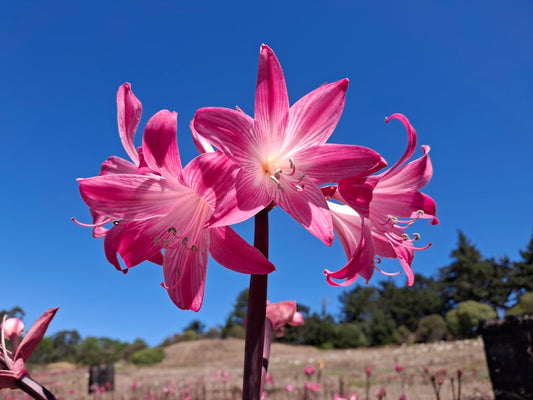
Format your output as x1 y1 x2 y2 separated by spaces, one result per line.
509 232 533 295
438 231 511 311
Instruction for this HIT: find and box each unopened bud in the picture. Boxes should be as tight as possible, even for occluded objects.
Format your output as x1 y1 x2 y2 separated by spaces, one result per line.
2 318 24 338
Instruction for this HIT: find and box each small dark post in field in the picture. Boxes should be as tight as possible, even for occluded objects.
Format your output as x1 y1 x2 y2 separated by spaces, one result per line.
480 315 533 400
88 365 115 394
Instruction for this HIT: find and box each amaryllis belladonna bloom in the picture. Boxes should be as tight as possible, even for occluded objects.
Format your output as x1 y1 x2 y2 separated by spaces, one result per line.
194 44 386 245
265 300 304 338
77 86 275 311
323 114 437 286
0 309 58 389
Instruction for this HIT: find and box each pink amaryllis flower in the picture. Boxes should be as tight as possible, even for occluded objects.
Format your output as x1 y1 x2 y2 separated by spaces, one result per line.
193 44 385 245
1 308 58 389
78 93 275 311
265 301 304 338
323 114 437 286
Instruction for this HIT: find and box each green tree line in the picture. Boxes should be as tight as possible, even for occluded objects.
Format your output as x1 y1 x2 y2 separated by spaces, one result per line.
3 230 533 362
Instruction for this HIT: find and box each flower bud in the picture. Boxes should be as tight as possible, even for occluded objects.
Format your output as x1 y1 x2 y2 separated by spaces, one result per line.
2 318 24 339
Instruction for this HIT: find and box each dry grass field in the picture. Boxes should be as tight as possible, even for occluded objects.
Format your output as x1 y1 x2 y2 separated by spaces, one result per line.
1 338 494 400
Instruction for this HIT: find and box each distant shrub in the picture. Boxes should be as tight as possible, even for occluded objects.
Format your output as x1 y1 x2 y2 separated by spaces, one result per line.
393 325 412 344
129 347 165 365
446 301 497 339
224 324 246 339
416 314 447 342
333 323 367 348
506 292 533 316
180 330 197 342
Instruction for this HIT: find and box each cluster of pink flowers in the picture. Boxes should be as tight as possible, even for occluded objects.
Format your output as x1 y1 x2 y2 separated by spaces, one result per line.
76 44 437 310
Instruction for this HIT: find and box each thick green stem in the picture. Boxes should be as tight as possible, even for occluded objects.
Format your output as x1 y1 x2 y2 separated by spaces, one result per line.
242 208 269 400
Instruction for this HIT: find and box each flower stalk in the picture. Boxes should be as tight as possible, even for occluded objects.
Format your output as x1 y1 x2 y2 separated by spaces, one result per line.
242 207 270 400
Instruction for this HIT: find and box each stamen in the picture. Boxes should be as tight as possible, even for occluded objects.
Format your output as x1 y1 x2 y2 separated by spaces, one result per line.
191 245 199 252
162 239 170 247
270 175 280 185
182 237 189 246
154 236 160 245
295 184 304 191
413 233 421 240
287 157 296 175
401 233 409 241
416 210 425 217
113 220 120 226
274 168 282 177
71 217 113 228
168 227 177 236
297 173 306 182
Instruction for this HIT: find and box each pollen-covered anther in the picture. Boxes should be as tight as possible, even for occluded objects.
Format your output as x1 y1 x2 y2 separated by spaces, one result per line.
191 245 199 252
413 233 421 240
401 233 410 241
295 184 304 191
416 210 425 217
113 220 120 226
270 175 280 185
287 157 296 175
182 237 188 246
297 173 306 182
168 227 177 236
154 236 160 245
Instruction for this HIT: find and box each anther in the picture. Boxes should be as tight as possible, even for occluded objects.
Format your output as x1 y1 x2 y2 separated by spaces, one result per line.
297 173 306 182
191 245 199 252
270 175 280 185
168 227 177 236
413 233 421 240
113 220 120 226
274 168 282 177
401 233 409 241
295 184 304 191
154 236 160 245
162 239 170 247
416 210 425 217
182 237 188 246
289 157 294 169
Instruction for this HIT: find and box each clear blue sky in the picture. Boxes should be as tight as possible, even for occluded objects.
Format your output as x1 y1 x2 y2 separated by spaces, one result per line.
1 1 531 346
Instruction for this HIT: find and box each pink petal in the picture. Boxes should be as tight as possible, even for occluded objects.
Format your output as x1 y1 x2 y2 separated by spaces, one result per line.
162 234 209 311
182 152 240 210
117 83 142 165
275 178 334 246
142 110 183 182
283 79 349 152
337 176 378 218
190 118 214 154
193 107 257 167
254 44 289 149
209 226 276 275
324 203 375 286
99 156 138 176
78 174 195 221
295 144 386 184
205 168 271 228
381 113 417 176
371 191 437 221
15 308 58 362
266 301 297 333
377 145 433 191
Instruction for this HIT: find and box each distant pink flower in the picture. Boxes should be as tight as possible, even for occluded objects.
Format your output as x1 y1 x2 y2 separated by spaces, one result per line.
304 381 321 393
366 367 373 377
394 364 404 373
77 84 275 310
285 384 295 392
0 309 58 389
334 394 359 400
323 114 437 287
266 301 304 337
265 372 274 384
303 365 316 377
193 44 385 246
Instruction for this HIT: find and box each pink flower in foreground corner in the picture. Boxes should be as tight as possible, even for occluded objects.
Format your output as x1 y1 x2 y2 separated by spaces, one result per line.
265 301 304 337
193 44 386 246
0 308 58 389
323 114 438 287
77 86 275 311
